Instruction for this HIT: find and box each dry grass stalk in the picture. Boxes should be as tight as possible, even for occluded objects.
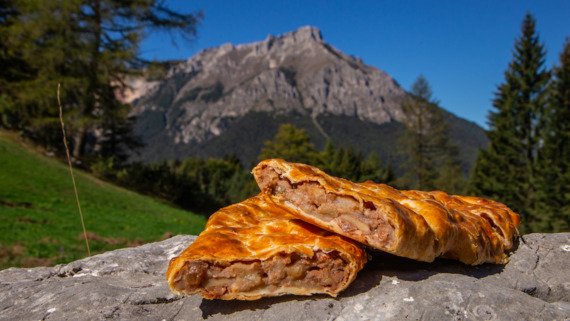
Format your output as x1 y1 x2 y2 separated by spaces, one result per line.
57 83 91 256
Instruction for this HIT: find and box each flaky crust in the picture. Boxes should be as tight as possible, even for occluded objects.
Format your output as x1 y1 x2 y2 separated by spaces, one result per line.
253 159 520 265
167 194 366 300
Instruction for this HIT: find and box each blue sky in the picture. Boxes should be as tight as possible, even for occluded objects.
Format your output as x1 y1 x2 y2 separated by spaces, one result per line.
140 0 569 128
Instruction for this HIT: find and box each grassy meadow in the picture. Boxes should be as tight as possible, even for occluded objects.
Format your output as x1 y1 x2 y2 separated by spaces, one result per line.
0 131 207 269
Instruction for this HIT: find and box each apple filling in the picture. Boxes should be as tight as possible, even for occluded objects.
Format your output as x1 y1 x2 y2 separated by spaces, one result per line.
256 166 395 248
169 250 348 299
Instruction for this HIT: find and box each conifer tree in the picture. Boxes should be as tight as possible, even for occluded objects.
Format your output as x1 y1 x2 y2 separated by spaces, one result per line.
385 162 396 186
318 139 336 173
360 151 394 185
398 75 460 191
331 145 345 176
434 155 466 195
0 0 33 129
535 38 570 232
338 145 362 182
469 14 550 232
259 123 317 164
0 0 202 161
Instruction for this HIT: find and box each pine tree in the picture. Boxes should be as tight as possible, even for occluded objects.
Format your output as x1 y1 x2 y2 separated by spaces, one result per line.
259 124 318 164
0 0 34 129
360 151 394 185
331 145 345 176
337 145 362 181
318 139 336 173
469 13 550 233
0 0 202 162
434 155 466 195
535 38 570 232
398 75 461 191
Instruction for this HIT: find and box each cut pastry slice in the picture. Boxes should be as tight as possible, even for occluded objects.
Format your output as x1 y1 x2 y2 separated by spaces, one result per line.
167 194 366 300
253 159 520 265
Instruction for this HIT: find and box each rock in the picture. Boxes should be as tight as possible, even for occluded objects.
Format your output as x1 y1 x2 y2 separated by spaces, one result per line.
129 26 407 152
125 26 488 170
1 233 569 320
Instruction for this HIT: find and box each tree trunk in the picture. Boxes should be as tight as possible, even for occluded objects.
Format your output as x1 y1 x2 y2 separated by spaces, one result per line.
72 127 87 160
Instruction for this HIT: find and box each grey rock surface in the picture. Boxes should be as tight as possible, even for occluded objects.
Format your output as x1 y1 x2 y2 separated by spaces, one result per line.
1 233 569 320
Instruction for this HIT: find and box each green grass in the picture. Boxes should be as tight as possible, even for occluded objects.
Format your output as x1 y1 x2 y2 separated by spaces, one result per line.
0 131 207 269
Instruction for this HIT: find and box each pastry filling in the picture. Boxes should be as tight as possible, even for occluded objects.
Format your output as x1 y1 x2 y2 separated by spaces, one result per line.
256 166 395 248
171 250 348 298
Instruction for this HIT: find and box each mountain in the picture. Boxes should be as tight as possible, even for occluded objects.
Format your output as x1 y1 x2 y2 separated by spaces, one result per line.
126 26 487 172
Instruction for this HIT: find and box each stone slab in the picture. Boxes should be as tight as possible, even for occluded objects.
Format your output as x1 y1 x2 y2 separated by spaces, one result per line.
1 233 569 320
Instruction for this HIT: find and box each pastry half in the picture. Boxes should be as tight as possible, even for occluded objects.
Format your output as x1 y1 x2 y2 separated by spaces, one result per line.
253 159 520 265
167 194 366 300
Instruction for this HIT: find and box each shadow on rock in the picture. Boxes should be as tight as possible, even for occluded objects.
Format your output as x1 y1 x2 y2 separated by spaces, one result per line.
199 269 382 318
197 242 518 318
199 293 320 319
366 249 506 281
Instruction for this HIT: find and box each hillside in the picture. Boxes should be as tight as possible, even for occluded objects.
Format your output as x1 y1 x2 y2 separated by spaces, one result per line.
135 110 485 174
126 26 488 171
0 132 207 269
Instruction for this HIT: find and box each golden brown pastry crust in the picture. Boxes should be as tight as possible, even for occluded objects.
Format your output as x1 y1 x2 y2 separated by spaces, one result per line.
253 159 520 265
167 194 366 300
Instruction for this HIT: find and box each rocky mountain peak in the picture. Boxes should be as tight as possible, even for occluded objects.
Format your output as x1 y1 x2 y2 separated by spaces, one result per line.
126 26 487 167
253 26 324 57
279 25 323 43
130 25 406 147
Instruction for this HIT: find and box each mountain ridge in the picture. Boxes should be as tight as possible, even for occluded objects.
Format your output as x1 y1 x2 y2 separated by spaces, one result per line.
126 26 487 171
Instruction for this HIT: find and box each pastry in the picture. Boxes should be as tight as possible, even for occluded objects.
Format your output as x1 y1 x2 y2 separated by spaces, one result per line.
167 194 366 300
253 159 520 265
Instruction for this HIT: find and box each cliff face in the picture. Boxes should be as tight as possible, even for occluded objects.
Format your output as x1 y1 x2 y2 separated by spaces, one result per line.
131 26 405 144
1 233 569 320
126 26 487 166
